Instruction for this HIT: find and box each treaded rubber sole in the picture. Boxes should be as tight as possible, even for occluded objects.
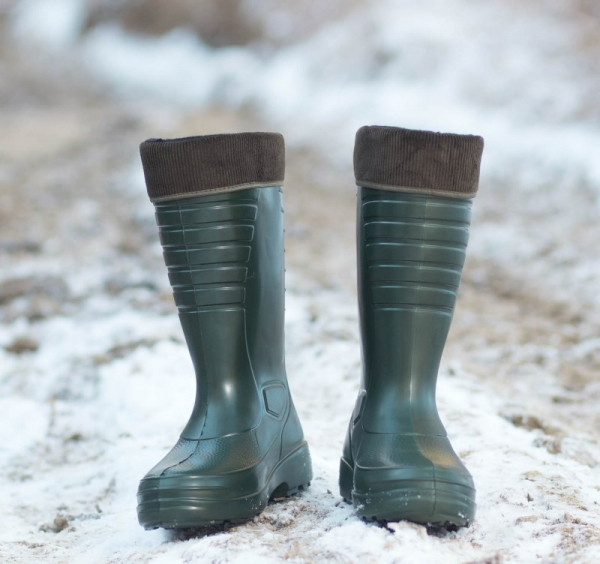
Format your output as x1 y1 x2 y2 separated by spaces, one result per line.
339 457 475 528
137 443 312 530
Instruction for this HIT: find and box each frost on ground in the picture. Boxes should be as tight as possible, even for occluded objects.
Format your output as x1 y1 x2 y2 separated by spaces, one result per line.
2 0 600 563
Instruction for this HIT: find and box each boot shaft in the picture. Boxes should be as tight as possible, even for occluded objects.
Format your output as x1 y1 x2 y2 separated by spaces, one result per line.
352 125 483 437
154 187 287 439
357 187 472 435
140 133 291 441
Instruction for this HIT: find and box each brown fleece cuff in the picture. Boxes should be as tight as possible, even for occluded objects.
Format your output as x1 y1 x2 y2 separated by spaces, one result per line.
140 133 285 202
354 126 484 198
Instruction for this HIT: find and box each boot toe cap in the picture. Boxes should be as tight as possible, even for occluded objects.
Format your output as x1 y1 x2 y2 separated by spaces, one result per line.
350 432 476 526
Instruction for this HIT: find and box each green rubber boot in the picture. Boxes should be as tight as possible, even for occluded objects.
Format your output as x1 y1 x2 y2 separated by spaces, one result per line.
137 133 312 530
340 126 484 528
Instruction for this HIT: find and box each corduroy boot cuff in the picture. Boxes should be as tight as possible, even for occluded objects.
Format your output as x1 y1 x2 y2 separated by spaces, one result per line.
140 132 285 202
354 126 484 198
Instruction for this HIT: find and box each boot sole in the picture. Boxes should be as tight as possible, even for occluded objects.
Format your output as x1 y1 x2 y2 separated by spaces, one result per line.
138 443 312 529
339 457 475 528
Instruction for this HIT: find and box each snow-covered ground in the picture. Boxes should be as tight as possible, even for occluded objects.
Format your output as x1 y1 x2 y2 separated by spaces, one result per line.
2 0 600 562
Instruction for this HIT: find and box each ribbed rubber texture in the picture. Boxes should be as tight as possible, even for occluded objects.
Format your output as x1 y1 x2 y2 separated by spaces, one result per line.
156 191 257 313
140 133 285 201
341 188 476 528
354 126 484 198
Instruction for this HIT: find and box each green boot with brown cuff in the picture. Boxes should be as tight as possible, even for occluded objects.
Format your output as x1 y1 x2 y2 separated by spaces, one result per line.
137 133 312 530
340 125 484 528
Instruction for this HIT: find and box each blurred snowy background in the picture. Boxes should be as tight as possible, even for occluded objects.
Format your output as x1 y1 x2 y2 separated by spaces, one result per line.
1 0 600 562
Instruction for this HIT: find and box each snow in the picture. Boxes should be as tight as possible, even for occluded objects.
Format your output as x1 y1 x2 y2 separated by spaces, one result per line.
3 0 600 562
4 270 600 562
10 0 86 49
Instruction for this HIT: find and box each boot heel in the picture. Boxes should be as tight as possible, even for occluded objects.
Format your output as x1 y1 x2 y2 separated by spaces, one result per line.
269 442 313 499
271 481 311 498
338 457 353 502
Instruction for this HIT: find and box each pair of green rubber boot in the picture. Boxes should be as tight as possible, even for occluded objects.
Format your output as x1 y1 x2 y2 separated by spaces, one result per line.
136 126 484 530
